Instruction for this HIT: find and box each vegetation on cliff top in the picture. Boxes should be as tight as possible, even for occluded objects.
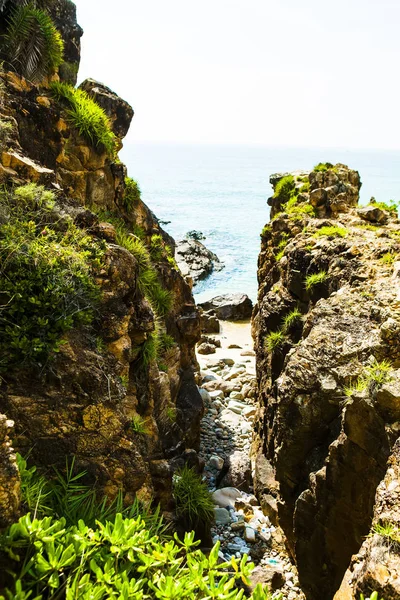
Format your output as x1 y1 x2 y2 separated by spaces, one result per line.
3 3 64 83
50 82 116 155
0 183 105 371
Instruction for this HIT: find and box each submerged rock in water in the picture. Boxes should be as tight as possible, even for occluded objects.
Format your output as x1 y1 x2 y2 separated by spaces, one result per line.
175 235 224 285
199 294 253 321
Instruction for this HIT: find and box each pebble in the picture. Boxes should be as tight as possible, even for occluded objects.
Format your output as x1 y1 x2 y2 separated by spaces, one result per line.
209 455 224 470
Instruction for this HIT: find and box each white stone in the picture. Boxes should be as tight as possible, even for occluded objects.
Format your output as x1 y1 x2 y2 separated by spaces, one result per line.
209 390 224 399
230 391 244 400
212 487 242 508
244 526 256 543
227 400 247 414
243 405 256 418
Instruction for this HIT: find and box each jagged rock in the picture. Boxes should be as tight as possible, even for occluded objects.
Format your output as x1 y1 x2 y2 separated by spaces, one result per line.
252 164 400 600
357 205 388 224
218 450 252 491
49 0 83 85
79 79 134 139
175 236 224 285
334 439 400 600
199 294 253 321
200 310 220 334
197 342 216 355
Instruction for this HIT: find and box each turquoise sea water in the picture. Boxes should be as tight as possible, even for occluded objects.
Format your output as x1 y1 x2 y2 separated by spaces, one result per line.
120 143 400 303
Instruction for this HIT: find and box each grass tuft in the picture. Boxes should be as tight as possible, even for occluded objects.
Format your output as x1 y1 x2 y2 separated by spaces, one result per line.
305 271 328 291
282 308 302 332
265 330 285 352
173 466 215 529
130 414 148 435
50 82 115 154
314 226 347 238
313 162 334 172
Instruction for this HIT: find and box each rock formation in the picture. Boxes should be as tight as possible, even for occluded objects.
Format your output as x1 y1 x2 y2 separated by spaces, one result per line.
199 293 253 321
0 0 202 515
175 232 224 286
252 164 400 599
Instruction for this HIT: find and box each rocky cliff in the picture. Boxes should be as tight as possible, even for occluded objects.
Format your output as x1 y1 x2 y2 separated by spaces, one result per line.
252 164 400 599
0 0 202 521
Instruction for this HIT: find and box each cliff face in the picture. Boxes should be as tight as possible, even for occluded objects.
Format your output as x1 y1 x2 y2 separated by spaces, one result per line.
252 164 400 599
0 1 202 518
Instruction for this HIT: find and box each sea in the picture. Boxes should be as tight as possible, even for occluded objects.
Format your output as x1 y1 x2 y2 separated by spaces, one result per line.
120 143 400 304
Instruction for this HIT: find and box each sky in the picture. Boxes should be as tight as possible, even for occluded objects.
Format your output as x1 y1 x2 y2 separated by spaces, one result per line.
76 0 400 149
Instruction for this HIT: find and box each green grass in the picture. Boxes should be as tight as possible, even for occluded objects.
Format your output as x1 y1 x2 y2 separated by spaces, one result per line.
344 378 368 397
261 224 272 237
282 308 302 332
265 330 285 351
359 224 379 232
380 252 396 266
365 359 392 386
130 414 148 434
360 593 385 600
0 184 105 370
275 249 285 261
139 330 161 367
314 226 348 238
173 466 215 529
166 405 177 421
305 270 328 291
286 202 316 218
299 181 310 193
367 199 399 215
372 521 400 548
4 4 64 83
50 82 116 155
313 162 334 172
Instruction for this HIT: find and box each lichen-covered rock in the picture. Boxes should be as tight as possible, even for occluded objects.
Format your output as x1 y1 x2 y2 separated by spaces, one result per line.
253 164 400 599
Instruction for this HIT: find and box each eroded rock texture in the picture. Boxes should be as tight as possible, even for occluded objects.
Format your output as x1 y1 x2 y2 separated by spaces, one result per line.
252 165 400 599
0 0 202 510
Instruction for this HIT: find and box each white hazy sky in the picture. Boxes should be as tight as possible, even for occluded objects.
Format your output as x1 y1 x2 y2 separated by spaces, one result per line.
76 0 400 149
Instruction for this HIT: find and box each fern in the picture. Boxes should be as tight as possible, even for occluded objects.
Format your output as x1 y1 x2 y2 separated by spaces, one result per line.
4 4 64 83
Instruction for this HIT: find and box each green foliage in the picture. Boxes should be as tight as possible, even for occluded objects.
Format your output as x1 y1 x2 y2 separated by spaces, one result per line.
265 330 285 352
360 593 385 600
159 332 176 353
173 466 215 529
130 414 148 435
313 162 334 172
368 198 399 215
275 249 285 261
261 224 271 237
0 118 13 151
372 521 400 550
359 224 379 232
380 252 395 266
273 175 295 204
50 82 115 155
314 226 348 238
139 330 160 367
123 177 141 212
0 184 104 370
282 308 302 332
299 180 310 193
344 378 367 398
4 4 64 83
286 203 316 218
344 360 392 398
150 234 165 261
304 271 328 291
0 510 273 600
166 405 177 421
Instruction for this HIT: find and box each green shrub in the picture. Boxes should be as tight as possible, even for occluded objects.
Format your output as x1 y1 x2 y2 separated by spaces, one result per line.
299 180 310 193
150 233 164 261
265 330 285 351
0 183 104 370
173 466 215 530
305 271 328 291
0 510 272 600
50 82 115 155
123 176 141 212
313 162 334 172
4 4 64 83
368 198 399 215
273 175 295 203
139 330 160 367
314 226 347 238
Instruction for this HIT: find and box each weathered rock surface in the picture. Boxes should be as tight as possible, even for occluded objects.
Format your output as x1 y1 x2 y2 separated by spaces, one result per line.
175 234 224 285
199 294 253 321
0 3 202 511
0 415 20 529
334 439 400 600
253 163 400 599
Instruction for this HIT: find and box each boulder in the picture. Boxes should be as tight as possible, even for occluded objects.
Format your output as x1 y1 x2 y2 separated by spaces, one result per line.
199 294 253 321
250 565 285 592
212 487 241 508
175 236 223 285
200 310 220 334
79 79 134 139
197 342 216 355
357 205 388 224
218 450 252 492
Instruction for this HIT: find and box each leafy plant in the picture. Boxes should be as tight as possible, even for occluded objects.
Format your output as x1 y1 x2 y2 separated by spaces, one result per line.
139 330 161 367
123 177 141 212
4 4 64 83
0 510 273 600
273 175 296 203
173 466 215 530
360 593 385 600
130 414 148 435
314 226 347 238
265 330 285 351
50 82 115 154
0 183 104 370
305 270 328 291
